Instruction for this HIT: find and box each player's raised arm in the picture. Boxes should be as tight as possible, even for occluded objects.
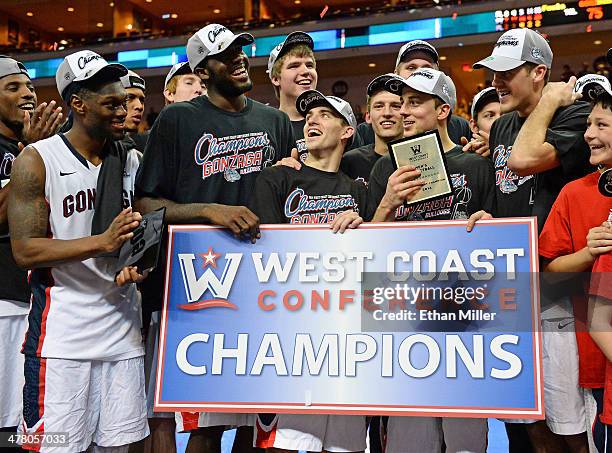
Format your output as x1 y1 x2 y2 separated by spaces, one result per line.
9 147 140 269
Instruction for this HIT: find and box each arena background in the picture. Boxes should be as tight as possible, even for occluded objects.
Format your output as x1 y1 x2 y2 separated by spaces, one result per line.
2 1 609 451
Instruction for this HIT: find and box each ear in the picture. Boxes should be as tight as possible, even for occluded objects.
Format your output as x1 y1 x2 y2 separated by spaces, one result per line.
341 125 355 142
469 118 479 135
436 103 451 123
364 111 372 124
194 67 209 84
163 89 173 104
270 75 281 89
531 64 548 84
70 94 86 116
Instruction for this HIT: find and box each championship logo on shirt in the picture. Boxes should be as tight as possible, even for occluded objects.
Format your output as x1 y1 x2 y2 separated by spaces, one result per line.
493 144 533 194
284 188 357 224
450 173 472 220
177 248 242 310
193 132 276 182
0 151 15 179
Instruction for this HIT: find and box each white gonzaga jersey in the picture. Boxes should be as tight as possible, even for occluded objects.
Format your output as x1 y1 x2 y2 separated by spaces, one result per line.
22 134 143 361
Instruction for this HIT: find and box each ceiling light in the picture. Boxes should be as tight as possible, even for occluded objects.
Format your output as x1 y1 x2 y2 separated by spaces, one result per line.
57 26 65 31
67 7 74 12
145 0 152 2
171 13 178 18
26 11 33 16
109 2 114 6
96 22 104 27
60 39 68 45
294 0 301 3
162 13 170 19
439 55 447 61
213 9 221 14
126 23 133 30
368 63 376 68
594 40 602 45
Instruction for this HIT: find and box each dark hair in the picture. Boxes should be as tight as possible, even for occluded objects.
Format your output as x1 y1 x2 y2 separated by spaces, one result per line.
593 92 612 111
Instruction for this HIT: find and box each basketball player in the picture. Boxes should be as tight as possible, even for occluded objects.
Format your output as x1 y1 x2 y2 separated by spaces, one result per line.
0 55 63 452
163 62 205 105
350 40 470 150
135 24 294 453
368 69 494 453
8 49 148 452
463 87 501 157
251 90 367 453
268 31 316 162
119 70 146 152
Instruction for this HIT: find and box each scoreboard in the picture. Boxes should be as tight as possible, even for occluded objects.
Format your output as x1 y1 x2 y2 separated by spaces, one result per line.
496 0 611 30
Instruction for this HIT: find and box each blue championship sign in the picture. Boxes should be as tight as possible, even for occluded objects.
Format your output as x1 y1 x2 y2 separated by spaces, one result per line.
156 219 543 418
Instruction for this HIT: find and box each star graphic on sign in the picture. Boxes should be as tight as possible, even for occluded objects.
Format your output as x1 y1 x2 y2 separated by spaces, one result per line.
199 247 221 269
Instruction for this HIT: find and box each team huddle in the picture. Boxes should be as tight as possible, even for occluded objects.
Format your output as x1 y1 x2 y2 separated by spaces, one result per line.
0 20 611 453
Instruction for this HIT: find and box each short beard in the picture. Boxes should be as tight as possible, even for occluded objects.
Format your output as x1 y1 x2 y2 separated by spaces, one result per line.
209 70 253 98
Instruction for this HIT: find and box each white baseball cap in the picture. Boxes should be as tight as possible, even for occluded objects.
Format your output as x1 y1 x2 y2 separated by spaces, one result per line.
164 62 193 89
473 28 553 72
471 87 499 119
267 31 314 79
395 40 439 69
574 74 612 100
186 24 253 70
385 68 457 110
296 90 357 129
56 50 127 98
120 70 145 92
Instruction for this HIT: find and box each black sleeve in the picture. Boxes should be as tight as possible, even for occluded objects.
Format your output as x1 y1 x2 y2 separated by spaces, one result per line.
249 168 287 224
279 113 296 161
545 102 591 178
351 180 370 221
135 108 177 199
366 157 393 220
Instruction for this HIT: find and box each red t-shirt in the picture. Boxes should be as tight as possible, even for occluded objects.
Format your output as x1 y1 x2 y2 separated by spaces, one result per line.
539 171 612 388
590 253 612 423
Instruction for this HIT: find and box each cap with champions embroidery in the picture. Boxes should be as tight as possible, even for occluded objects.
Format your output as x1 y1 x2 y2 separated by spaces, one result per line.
296 90 357 129
574 74 612 100
267 31 314 79
186 24 254 71
473 28 552 72
385 68 457 110
55 50 127 98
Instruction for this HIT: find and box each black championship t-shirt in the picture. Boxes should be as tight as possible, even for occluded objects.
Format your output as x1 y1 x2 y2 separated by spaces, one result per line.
291 119 308 163
250 165 369 224
347 115 471 151
368 145 496 221
340 144 382 183
135 96 295 317
136 95 295 205
0 133 29 303
490 101 592 231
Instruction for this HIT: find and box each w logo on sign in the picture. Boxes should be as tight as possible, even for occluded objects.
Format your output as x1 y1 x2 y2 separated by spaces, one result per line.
177 248 242 310
411 145 422 155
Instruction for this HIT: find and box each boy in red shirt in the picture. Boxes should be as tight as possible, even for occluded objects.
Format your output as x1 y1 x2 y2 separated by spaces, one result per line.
539 73 612 451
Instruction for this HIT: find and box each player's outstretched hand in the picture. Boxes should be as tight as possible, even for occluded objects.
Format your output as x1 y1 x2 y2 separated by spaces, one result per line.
466 210 493 232
98 207 142 253
275 147 302 170
21 101 63 145
207 204 261 243
116 266 149 286
587 222 612 258
380 165 425 210
330 210 363 234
